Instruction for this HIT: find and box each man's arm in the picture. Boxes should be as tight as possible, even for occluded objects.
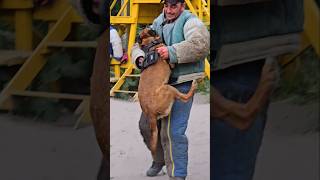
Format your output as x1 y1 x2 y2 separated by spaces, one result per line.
211 61 277 130
168 18 210 64
131 43 145 69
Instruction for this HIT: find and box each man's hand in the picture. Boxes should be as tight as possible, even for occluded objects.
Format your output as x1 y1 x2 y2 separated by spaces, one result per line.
157 46 169 60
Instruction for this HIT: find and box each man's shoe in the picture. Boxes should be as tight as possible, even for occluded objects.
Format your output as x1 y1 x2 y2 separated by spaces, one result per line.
146 161 165 177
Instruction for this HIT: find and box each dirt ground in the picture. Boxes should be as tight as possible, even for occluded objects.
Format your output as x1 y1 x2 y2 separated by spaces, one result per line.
0 114 102 180
0 94 318 180
110 93 210 180
110 95 319 180
253 100 319 180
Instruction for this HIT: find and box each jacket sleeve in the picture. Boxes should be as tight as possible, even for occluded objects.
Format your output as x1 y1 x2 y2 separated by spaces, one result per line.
131 43 145 69
110 29 123 60
130 20 157 68
169 18 210 64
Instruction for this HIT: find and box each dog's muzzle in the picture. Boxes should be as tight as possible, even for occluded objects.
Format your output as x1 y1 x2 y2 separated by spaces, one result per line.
141 39 162 71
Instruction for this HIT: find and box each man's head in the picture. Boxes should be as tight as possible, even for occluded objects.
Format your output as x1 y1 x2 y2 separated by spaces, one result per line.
161 0 185 21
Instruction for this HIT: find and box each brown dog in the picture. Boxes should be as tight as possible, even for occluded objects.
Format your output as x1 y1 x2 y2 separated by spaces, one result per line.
137 28 197 157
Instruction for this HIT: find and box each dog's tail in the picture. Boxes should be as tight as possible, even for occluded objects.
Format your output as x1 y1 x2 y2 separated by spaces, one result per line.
171 80 197 103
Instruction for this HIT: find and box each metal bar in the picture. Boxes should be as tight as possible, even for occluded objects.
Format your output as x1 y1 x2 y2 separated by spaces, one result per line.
0 0 33 9
205 58 210 79
114 65 121 79
111 16 136 24
133 0 163 3
202 4 210 17
0 7 75 109
74 101 91 129
126 74 140 77
75 98 88 115
11 90 88 100
280 33 311 67
110 0 118 11
304 0 320 56
185 0 197 16
47 41 98 48
110 64 134 96
15 10 33 51
198 0 203 20
201 0 207 6
0 50 31 66
127 3 139 60
113 90 137 93
117 0 129 16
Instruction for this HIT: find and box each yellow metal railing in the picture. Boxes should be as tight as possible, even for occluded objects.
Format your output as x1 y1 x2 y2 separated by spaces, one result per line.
110 0 211 96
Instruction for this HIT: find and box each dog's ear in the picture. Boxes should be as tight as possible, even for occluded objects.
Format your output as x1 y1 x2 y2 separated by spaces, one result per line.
139 29 149 39
148 29 157 37
142 28 150 35
136 35 142 44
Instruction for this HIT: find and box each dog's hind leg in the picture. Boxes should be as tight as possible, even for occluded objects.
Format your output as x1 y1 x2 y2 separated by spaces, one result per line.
149 115 159 158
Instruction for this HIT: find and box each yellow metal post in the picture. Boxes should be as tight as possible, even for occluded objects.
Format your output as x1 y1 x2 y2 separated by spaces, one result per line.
114 64 121 79
110 0 211 96
198 0 203 21
304 0 320 56
15 9 33 51
0 7 76 109
205 58 210 79
127 1 139 62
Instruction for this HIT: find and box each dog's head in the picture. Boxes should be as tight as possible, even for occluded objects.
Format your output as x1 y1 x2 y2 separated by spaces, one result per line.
137 28 160 48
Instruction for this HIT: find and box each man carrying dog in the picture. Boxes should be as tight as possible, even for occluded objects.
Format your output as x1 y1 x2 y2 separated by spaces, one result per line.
131 0 209 179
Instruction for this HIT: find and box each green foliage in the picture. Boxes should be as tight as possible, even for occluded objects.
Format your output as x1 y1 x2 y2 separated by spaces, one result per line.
0 22 14 49
111 0 122 16
72 24 100 40
197 77 210 95
13 97 62 122
114 69 140 100
26 45 95 121
272 47 320 104
0 21 98 122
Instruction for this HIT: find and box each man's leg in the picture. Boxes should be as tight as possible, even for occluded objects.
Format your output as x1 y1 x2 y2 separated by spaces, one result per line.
139 113 165 176
211 60 268 180
161 81 194 179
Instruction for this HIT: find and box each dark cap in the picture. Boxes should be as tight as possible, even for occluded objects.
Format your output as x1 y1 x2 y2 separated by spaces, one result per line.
160 0 185 4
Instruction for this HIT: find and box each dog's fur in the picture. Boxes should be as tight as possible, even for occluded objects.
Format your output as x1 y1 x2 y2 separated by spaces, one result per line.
137 28 197 157
72 0 108 178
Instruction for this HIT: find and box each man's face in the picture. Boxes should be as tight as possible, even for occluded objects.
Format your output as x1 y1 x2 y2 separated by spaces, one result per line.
163 2 185 21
